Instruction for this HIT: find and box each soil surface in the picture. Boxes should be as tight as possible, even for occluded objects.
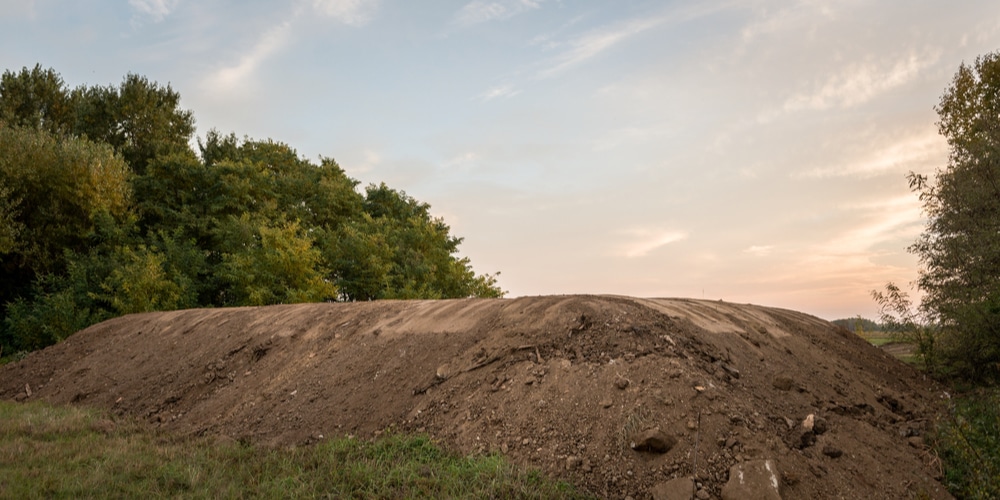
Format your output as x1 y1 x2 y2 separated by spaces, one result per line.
1 295 952 499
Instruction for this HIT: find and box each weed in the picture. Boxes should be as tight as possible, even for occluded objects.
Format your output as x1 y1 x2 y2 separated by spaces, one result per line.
932 387 1000 499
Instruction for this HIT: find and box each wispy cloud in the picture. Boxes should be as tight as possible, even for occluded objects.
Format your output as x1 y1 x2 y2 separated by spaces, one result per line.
744 245 774 257
821 195 923 258
783 51 940 112
536 17 663 79
453 0 542 27
616 228 687 258
128 0 177 23
311 0 379 26
479 84 520 101
740 1 840 43
798 128 946 179
202 21 293 95
443 152 479 168
534 2 731 79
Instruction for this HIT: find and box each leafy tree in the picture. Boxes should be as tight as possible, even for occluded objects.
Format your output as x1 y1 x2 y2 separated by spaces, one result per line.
0 125 131 307
72 74 195 174
899 52 1000 380
217 216 337 306
0 64 74 134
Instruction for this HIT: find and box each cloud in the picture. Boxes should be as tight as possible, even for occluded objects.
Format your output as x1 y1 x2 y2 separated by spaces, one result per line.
202 21 293 95
311 0 379 26
744 245 774 257
128 0 178 23
536 17 663 79
453 0 542 26
740 1 840 43
533 2 730 79
798 129 947 179
479 84 520 101
781 51 940 113
443 152 479 168
821 195 923 258
617 228 687 258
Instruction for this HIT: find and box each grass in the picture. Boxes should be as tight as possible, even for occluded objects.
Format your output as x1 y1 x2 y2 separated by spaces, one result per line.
0 400 593 499
932 386 1000 500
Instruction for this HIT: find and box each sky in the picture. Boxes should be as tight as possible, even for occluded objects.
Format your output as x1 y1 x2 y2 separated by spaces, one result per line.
3 0 999 320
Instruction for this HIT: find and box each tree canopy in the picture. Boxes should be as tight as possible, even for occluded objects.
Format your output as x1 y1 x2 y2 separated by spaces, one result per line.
880 52 1000 381
0 65 503 356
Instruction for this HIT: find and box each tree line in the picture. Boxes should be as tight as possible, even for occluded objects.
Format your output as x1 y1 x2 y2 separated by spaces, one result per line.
0 65 503 356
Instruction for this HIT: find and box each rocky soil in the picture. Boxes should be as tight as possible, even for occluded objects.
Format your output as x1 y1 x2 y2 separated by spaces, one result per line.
0 295 952 499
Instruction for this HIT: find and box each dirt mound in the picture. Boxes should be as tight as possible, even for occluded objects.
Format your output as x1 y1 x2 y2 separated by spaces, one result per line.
1 295 951 499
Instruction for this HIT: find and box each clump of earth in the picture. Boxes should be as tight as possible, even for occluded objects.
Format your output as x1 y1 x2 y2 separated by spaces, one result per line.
1 295 952 499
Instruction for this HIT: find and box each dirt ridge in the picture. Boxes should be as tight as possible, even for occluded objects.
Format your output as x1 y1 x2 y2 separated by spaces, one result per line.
1 295 951 499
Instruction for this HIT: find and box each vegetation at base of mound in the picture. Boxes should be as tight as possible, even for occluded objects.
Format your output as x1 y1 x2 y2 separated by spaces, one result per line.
932 387 1000 500
0 400 590 499
0 64 504 356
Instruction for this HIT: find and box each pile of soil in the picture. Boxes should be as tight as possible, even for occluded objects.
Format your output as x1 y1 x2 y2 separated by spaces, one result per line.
1 295 952 499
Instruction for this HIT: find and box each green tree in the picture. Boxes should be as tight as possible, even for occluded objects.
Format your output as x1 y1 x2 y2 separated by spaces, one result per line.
901 52 1000 380
217 216 337 306
0 64 74 134
72 73 195 175
0 125 131 307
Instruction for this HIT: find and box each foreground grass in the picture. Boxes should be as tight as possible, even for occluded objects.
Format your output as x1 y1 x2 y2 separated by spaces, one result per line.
0 401 591 499
933 387 1000 500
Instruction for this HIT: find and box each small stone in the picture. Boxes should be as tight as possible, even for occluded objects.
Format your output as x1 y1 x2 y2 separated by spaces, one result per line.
631 429 678 453
822 445 843 458
726 436 741 449
802 414 815 431
907 436 925 449
600 399 613 408
772 377 795 391
813 417 829 435
566 455 583 470
687 419 698 431
787 427 816 449
615 377 630 390
696 490 710 500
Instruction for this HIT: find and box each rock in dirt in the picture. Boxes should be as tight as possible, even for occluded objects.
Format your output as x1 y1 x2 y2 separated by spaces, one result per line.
813 416 829 435
631 429 678 453
822 445 843 459
787 426 816 449
772 377 796 391
721 459 782 500
650 477 694 500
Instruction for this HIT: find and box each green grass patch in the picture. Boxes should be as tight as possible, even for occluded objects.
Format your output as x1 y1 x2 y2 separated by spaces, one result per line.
0 400 592 499
932 387 1000 500
864 336 896 347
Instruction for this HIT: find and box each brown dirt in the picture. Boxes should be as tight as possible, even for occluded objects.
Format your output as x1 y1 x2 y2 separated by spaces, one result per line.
1 295 953 499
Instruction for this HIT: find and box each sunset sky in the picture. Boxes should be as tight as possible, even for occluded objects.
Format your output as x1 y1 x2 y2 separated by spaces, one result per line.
3 0 999 319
